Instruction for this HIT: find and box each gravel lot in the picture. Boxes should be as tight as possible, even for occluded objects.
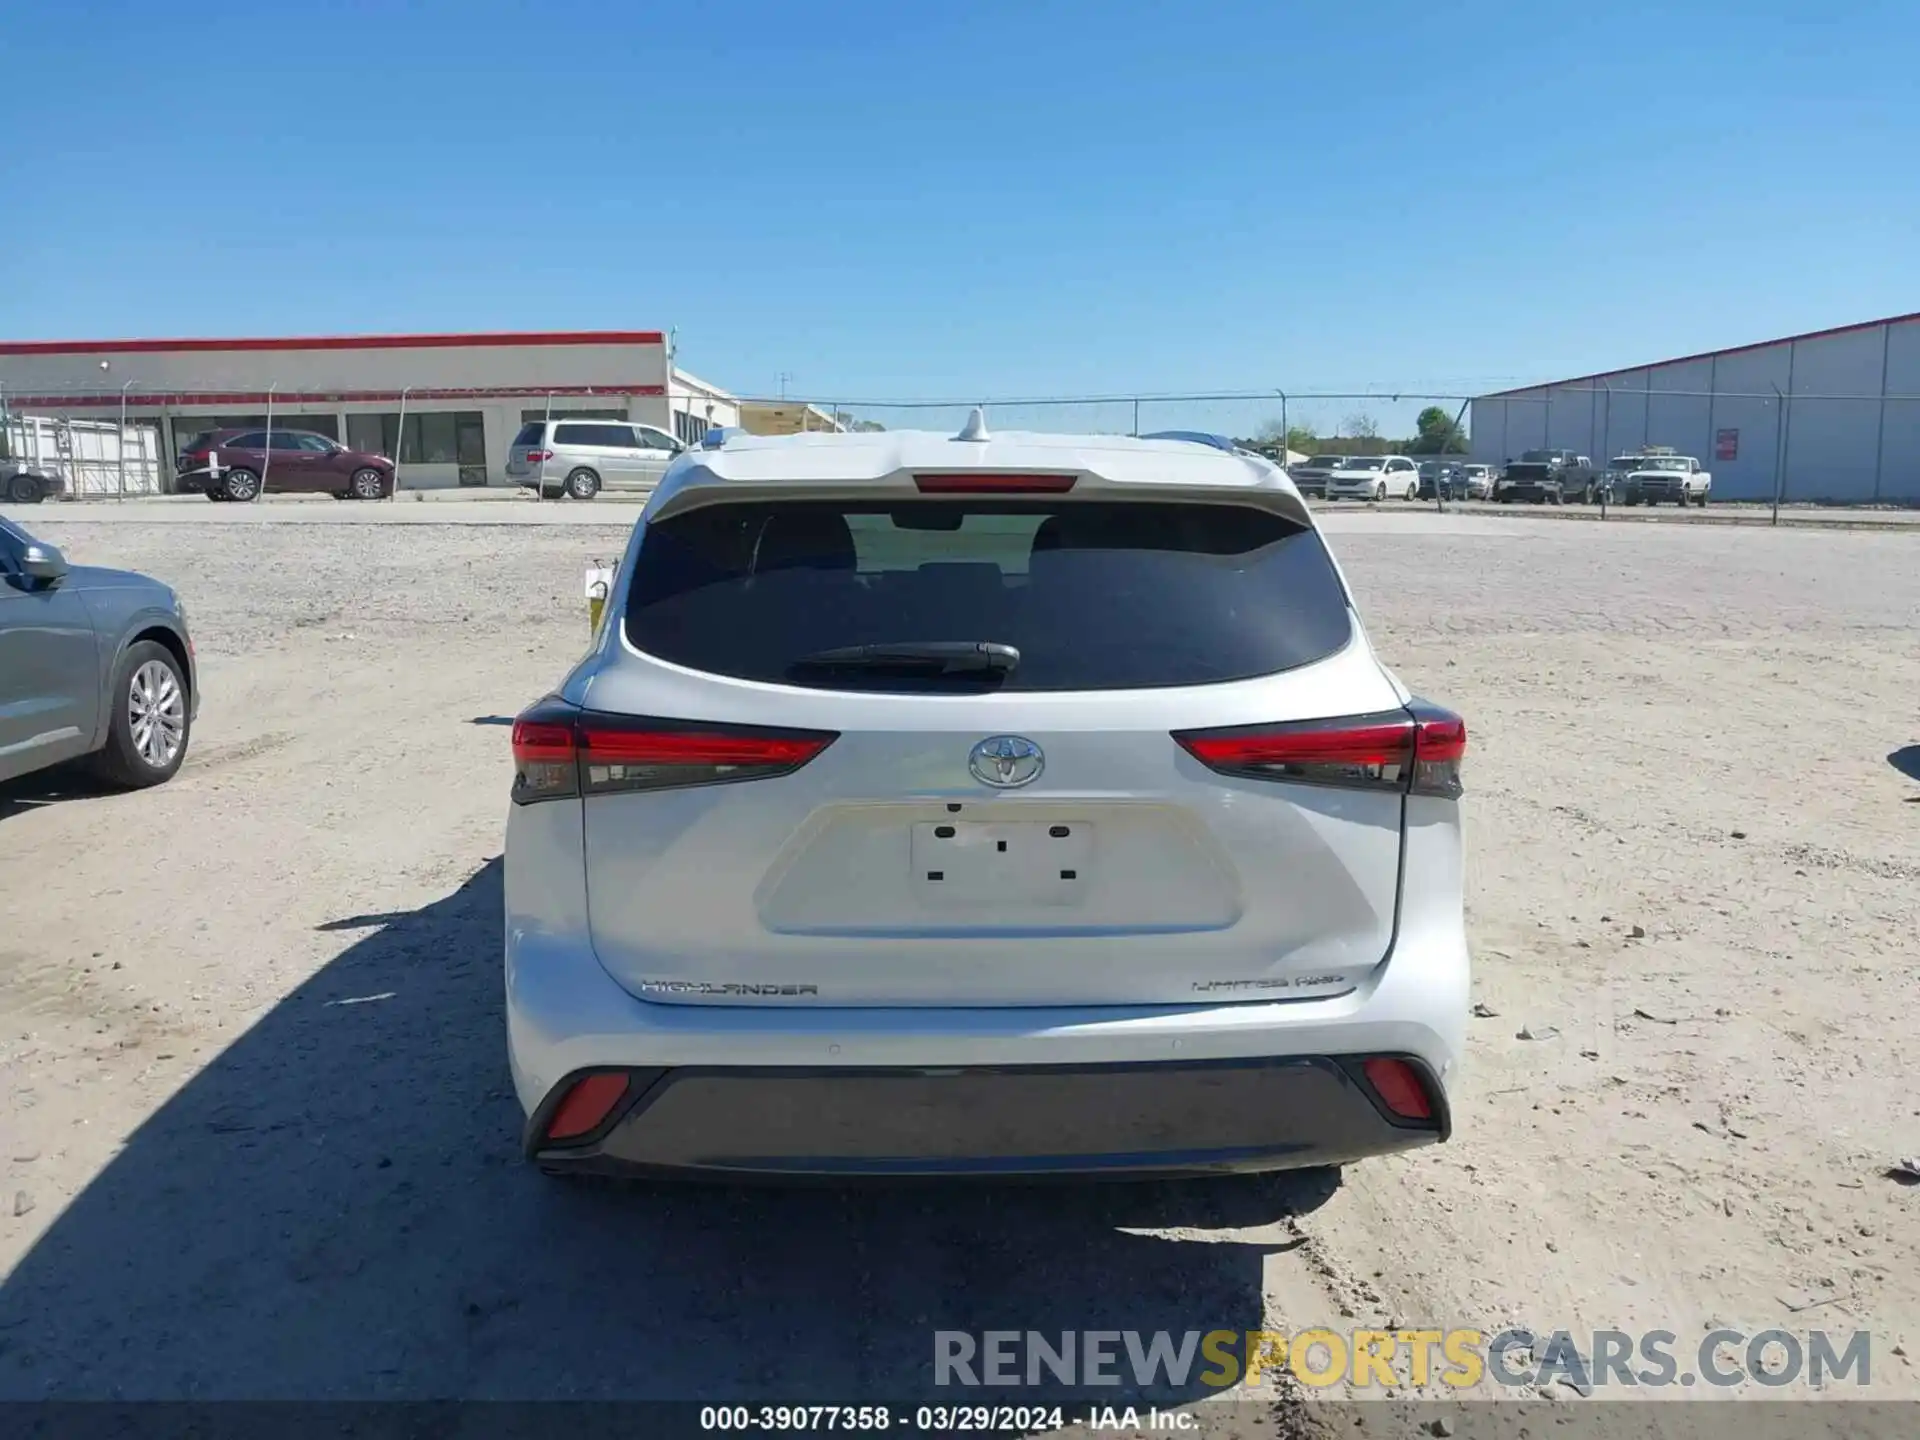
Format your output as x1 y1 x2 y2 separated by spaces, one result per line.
2 506 1916 1430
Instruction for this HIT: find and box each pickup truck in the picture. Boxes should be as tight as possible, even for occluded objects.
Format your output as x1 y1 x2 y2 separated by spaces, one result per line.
1608 450 1711 507
1497 449 1598 504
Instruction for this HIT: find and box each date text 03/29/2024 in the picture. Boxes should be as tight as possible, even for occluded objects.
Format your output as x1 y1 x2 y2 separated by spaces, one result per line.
697 1405 1187 1433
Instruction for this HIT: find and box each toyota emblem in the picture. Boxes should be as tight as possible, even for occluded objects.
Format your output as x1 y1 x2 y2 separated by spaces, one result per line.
968 735 1044 789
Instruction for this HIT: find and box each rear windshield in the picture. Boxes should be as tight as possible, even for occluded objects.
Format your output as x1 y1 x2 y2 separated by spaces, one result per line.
1305 455 1344 468
512 422 545 447
623 499 1352 692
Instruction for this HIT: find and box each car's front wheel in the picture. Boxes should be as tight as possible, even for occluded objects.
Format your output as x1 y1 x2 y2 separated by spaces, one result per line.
565 467 601 500
6 473 42 503
1373 481 1387 502
89 640 191 789
349 467 386 500
222 468 261 502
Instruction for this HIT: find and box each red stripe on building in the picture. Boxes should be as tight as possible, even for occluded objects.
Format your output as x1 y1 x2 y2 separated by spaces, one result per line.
0 330 665 356
4 385 667 408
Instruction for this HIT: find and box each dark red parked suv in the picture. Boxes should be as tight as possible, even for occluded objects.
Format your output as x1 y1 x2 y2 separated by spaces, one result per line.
175 429 395 502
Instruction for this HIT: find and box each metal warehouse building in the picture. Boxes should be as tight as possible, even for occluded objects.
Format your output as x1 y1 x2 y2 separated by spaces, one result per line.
0 330 738 490
1470 310 1920 504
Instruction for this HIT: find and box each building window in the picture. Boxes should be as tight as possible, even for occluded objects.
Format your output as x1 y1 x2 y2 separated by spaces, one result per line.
346 413 391 457
341 410 484 466
413 413 458 465
673 411 709 444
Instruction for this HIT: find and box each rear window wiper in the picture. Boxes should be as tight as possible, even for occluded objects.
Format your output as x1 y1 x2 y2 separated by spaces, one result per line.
789 641 1021 675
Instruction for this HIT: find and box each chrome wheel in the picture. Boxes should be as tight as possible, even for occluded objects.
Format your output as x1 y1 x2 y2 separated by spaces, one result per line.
128 659 186 769
351 467 384 499
225 469 260 501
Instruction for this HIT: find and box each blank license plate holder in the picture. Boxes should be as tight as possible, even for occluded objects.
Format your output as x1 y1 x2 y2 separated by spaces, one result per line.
910 820 1093 906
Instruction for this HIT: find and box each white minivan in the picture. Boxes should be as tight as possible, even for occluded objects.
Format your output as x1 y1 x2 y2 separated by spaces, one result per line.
506 418 685 499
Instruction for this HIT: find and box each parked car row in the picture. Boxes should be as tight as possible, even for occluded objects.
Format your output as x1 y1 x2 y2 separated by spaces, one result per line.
149 415 696 504
1285 455 1491 503
1286 446 1713 509
1491 448 1712 506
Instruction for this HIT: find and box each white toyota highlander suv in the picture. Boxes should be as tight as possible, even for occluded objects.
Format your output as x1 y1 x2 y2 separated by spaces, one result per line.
504 417 1469 1179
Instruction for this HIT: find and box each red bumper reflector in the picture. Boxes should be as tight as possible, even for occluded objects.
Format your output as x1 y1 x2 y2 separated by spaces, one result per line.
545 1072 630 1141
1362 1058 1433 1121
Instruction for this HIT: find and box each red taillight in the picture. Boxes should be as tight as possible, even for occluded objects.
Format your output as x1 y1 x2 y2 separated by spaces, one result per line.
581 727 830 768
509 701 838 804
544 1072 631 1141
1172 704 1466 797
510 716 580 804
912 472 1077 493
1362 1058 1434 1121
1409 706 1467 798
526 449 553 463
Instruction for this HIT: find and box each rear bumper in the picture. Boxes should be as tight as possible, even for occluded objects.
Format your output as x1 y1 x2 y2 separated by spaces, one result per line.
505 916 1468 1177
526 1054 1447 1179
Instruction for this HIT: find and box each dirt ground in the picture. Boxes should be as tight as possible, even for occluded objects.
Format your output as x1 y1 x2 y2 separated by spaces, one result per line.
2 506 1916 1431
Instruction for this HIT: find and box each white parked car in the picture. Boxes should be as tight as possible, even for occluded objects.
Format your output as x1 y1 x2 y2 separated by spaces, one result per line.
1325 454 1421 501
1457 464 1495 499
1608 450 1711 507
505 419 1469 1179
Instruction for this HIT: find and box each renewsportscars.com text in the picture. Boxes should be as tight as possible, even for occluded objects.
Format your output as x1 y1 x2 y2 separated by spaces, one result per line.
934 1327 1873 1391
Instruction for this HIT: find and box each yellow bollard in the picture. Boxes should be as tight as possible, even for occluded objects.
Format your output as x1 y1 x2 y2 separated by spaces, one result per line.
585 565 615 636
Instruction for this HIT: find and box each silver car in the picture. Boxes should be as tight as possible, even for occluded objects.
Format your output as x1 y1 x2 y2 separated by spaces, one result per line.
504 421 1470 1180
505 418 686 500
0 515 197 788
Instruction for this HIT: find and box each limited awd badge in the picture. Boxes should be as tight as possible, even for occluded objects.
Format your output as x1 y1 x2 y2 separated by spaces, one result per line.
968 735 1044 789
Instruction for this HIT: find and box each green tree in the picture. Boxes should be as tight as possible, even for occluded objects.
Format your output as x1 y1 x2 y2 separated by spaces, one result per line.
1409 406 1468 455
1285 424 1318 455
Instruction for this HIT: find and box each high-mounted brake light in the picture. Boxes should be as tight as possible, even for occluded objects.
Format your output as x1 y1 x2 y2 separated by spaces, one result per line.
510 701 837 804
1172 704 1466 798
912 472 1077 494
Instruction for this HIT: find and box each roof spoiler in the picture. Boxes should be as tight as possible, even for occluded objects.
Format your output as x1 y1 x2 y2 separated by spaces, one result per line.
1139 430 1248 454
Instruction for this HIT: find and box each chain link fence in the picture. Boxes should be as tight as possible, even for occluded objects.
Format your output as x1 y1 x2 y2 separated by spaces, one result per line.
5 375 1917 509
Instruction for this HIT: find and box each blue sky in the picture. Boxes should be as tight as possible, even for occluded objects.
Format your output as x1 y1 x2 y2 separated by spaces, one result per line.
5 0 1917 433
